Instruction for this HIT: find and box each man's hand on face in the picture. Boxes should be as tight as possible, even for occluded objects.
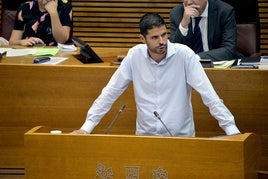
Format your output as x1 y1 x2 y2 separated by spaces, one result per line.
181 4 201 28
184 4 201 17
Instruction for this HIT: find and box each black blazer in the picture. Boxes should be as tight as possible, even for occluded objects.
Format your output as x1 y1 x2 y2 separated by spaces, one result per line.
169 0 237 61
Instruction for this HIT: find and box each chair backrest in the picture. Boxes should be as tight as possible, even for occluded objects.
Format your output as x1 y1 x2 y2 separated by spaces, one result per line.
236 23 258 57
0 9 16 40
1 0 25 40
222 0 260 57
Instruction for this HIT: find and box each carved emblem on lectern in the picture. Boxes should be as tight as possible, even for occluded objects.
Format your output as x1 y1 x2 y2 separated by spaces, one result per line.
152 167 168 179
124 166 140 179
95 163 114 179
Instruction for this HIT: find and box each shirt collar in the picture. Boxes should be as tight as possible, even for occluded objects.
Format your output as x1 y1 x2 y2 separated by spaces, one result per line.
200 1 209 18
146 40 176 65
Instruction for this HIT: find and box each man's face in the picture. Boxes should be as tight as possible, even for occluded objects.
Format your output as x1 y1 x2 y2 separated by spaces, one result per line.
140 25 168 57
184 0 207 15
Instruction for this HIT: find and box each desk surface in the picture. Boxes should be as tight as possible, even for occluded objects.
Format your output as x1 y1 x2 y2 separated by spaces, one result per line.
0 47 129 66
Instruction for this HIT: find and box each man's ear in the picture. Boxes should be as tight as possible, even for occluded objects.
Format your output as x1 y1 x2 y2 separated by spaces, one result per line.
139 34 146 44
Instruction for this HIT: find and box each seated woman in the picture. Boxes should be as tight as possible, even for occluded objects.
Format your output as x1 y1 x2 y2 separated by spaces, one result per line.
9 0 72 46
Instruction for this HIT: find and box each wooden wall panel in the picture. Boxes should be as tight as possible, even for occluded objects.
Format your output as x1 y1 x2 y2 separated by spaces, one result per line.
259 0 268 54
71 0 179 48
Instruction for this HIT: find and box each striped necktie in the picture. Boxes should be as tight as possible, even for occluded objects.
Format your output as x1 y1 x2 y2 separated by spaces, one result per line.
192 17 204 53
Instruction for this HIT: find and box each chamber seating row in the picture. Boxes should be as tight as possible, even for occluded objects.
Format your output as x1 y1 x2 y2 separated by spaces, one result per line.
0 0 267 55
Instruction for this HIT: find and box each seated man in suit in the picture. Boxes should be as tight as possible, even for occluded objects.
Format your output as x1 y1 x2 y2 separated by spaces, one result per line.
169 0 239 61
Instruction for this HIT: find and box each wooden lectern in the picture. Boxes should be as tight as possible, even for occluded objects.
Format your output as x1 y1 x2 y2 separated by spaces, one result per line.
24 126 260 179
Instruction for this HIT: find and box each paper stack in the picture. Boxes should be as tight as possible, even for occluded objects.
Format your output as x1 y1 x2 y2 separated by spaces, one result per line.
259 56 268 69
57 43 77 52
213 60 235 68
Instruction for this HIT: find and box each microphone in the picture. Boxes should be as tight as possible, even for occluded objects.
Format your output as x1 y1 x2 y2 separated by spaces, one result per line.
105 104 126 134
153 111 173 136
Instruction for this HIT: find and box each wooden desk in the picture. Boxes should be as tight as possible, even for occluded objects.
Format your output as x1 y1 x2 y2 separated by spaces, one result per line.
0 50 268 177
0 47 129 65
24 126 260 179
0 49 133 171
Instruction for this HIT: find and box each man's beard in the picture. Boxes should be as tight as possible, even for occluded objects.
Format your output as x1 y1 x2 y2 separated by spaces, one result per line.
151 44 167 55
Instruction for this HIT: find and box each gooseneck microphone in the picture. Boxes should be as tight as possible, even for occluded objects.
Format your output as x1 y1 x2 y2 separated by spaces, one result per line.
105 104 126 134
153 111 173 136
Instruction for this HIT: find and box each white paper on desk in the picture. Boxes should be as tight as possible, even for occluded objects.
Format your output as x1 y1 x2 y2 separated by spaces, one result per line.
0 48 13 54
260 56 268 64
213 60 235 68
57 43 77 52
41 57 68 64
6 48 37 57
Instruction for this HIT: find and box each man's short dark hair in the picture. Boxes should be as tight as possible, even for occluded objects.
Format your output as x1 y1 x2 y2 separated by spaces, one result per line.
139 13 166 37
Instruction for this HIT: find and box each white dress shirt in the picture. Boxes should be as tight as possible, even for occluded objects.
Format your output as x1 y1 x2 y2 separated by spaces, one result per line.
81 40 240 136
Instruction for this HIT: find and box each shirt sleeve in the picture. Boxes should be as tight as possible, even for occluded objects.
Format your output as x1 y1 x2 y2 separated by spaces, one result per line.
81 57 132 133
13 4 26 30
186 52 240 135
59 1 72 27
179 23 188 36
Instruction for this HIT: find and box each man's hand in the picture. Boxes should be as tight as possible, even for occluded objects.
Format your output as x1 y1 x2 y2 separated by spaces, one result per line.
71 129 88 134
181 4 200 28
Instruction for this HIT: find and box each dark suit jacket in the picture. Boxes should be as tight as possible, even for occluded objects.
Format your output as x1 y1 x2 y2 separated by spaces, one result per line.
169 0 238 61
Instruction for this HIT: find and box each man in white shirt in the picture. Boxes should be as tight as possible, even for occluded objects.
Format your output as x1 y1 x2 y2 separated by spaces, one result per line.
72 12 240 136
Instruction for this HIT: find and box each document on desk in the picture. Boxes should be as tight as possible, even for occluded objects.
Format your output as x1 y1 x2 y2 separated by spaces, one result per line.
57 43 77 52
0 48 13 54
7 49 36 57
213 60 235 68
6 48 59 57
33 48 59 56
258 56 268 69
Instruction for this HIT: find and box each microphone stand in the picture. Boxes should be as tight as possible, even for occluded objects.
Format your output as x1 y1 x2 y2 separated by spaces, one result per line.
105 104 126 134
153 111 173 136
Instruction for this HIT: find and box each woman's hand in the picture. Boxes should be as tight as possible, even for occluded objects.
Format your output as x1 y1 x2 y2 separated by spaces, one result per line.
21 37 44 46
45 0 58 15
